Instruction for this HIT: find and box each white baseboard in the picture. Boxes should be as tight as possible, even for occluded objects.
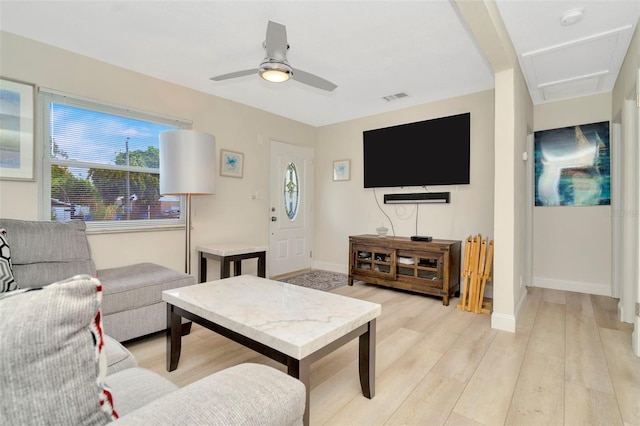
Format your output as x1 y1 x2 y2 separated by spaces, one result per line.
490 289 528 333
532 277 611 296
312 261 348 274
491 312 516 332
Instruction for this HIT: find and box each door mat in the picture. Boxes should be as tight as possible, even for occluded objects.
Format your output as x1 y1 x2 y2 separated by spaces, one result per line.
277 270 348 292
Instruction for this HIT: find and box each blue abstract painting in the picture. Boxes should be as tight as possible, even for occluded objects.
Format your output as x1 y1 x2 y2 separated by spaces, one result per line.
534 121 610 207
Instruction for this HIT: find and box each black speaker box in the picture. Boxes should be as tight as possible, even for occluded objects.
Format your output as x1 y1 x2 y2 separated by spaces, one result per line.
383 192 450 204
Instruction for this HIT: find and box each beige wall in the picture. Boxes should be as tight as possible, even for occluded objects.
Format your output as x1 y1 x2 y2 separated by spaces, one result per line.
0 30 497 309
313 90 495 272
533 93 612 295
5 23 630 332
0 31 315 274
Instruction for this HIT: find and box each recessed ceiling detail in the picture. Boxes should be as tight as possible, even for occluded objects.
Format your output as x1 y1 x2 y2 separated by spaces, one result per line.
496 0 639 107
520 26 634 104
541 74 605 102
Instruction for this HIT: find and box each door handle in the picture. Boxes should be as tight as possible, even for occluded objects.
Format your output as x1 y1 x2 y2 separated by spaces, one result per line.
271 216 277 222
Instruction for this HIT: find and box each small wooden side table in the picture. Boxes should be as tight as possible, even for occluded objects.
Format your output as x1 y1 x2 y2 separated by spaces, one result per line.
197 243 268 283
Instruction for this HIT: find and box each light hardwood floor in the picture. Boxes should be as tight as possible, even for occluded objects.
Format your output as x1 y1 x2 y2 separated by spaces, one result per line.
125 284 639 425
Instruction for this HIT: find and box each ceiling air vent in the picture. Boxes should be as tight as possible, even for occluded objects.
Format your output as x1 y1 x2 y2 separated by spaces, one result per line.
382 92 409 102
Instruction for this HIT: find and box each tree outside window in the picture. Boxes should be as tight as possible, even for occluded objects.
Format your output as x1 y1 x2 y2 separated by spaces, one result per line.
42 98 185 225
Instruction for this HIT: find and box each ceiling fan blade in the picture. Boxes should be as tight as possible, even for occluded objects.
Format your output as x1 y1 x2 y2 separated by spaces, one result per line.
210 69 257 81
293 69 337 92
265 20 288 60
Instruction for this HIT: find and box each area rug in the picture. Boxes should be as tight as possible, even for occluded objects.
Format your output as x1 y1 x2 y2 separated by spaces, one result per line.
277 270 348 292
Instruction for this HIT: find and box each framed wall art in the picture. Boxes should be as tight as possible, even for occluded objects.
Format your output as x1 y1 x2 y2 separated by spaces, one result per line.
534 121 610 206
0 77 35 181
220 149 244 178
333 159 350 181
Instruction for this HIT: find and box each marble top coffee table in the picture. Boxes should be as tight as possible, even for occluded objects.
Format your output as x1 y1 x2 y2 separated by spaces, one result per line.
163 275 381 426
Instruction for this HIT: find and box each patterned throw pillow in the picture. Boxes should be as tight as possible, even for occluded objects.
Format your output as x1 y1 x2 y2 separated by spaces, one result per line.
0 275 118 424
0 228 16 292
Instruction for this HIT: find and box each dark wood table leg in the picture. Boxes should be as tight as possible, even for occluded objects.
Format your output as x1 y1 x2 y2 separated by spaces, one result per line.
288 357 311 426
258 251 266 277
221 257 231 278
234 260 242 276
166 304 182 371
199 252 207 283
358 319 376 398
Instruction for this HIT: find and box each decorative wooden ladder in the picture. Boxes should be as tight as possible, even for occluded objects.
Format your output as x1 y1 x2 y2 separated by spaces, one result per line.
457 234 494 314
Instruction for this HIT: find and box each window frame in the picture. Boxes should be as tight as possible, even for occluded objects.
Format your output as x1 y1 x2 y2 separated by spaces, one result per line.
38 89 191 233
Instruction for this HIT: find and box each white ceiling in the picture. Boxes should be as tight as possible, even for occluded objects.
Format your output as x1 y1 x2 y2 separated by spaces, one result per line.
1 1 638 127
496 0 638 104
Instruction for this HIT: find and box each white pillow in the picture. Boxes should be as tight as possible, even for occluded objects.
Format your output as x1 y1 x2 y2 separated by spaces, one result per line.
0 275 118 424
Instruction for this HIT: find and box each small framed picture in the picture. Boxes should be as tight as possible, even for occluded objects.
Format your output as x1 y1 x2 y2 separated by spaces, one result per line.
0 77 36 181
220 149 244 178
333 159 350 181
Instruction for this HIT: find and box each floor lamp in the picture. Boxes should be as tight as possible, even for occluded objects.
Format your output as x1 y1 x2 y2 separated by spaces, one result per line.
160 130 216 275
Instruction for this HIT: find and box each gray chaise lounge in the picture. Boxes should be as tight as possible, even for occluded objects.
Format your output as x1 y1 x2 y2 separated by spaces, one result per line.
0 218 194 342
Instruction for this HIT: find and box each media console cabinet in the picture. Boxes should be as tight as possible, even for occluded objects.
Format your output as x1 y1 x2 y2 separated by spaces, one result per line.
348 234 461 305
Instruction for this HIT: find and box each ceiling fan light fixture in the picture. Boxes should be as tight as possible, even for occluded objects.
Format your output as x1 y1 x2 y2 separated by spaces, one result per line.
259 62 292 83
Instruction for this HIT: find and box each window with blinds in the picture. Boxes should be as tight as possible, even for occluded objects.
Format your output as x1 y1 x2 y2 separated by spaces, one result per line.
39 90 190 231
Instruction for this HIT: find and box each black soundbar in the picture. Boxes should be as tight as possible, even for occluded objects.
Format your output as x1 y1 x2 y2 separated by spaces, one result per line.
384 192 450 204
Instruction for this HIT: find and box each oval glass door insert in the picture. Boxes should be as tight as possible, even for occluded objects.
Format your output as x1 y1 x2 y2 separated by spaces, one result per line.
284 162 300 220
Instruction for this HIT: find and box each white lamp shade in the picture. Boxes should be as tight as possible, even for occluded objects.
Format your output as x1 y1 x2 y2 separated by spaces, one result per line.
159 130 216 195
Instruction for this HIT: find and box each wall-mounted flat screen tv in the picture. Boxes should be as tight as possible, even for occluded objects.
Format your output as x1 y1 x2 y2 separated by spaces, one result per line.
363 112 470 188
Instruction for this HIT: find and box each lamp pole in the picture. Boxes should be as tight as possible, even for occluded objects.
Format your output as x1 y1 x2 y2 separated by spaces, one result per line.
159 130 216 276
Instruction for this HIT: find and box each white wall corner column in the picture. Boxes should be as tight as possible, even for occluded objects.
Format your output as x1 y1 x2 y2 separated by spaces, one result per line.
491 69 517 333
453 0 527 332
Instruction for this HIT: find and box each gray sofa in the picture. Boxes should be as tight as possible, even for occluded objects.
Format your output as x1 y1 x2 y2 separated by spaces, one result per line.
0 220 306 424
0 218 194 342
0 274 305 425
104 334 305 424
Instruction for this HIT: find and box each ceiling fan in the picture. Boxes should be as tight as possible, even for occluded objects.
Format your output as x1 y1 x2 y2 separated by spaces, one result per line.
210 20 337 92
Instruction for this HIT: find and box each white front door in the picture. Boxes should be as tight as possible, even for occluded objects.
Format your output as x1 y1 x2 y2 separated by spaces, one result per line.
269 141 313 277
